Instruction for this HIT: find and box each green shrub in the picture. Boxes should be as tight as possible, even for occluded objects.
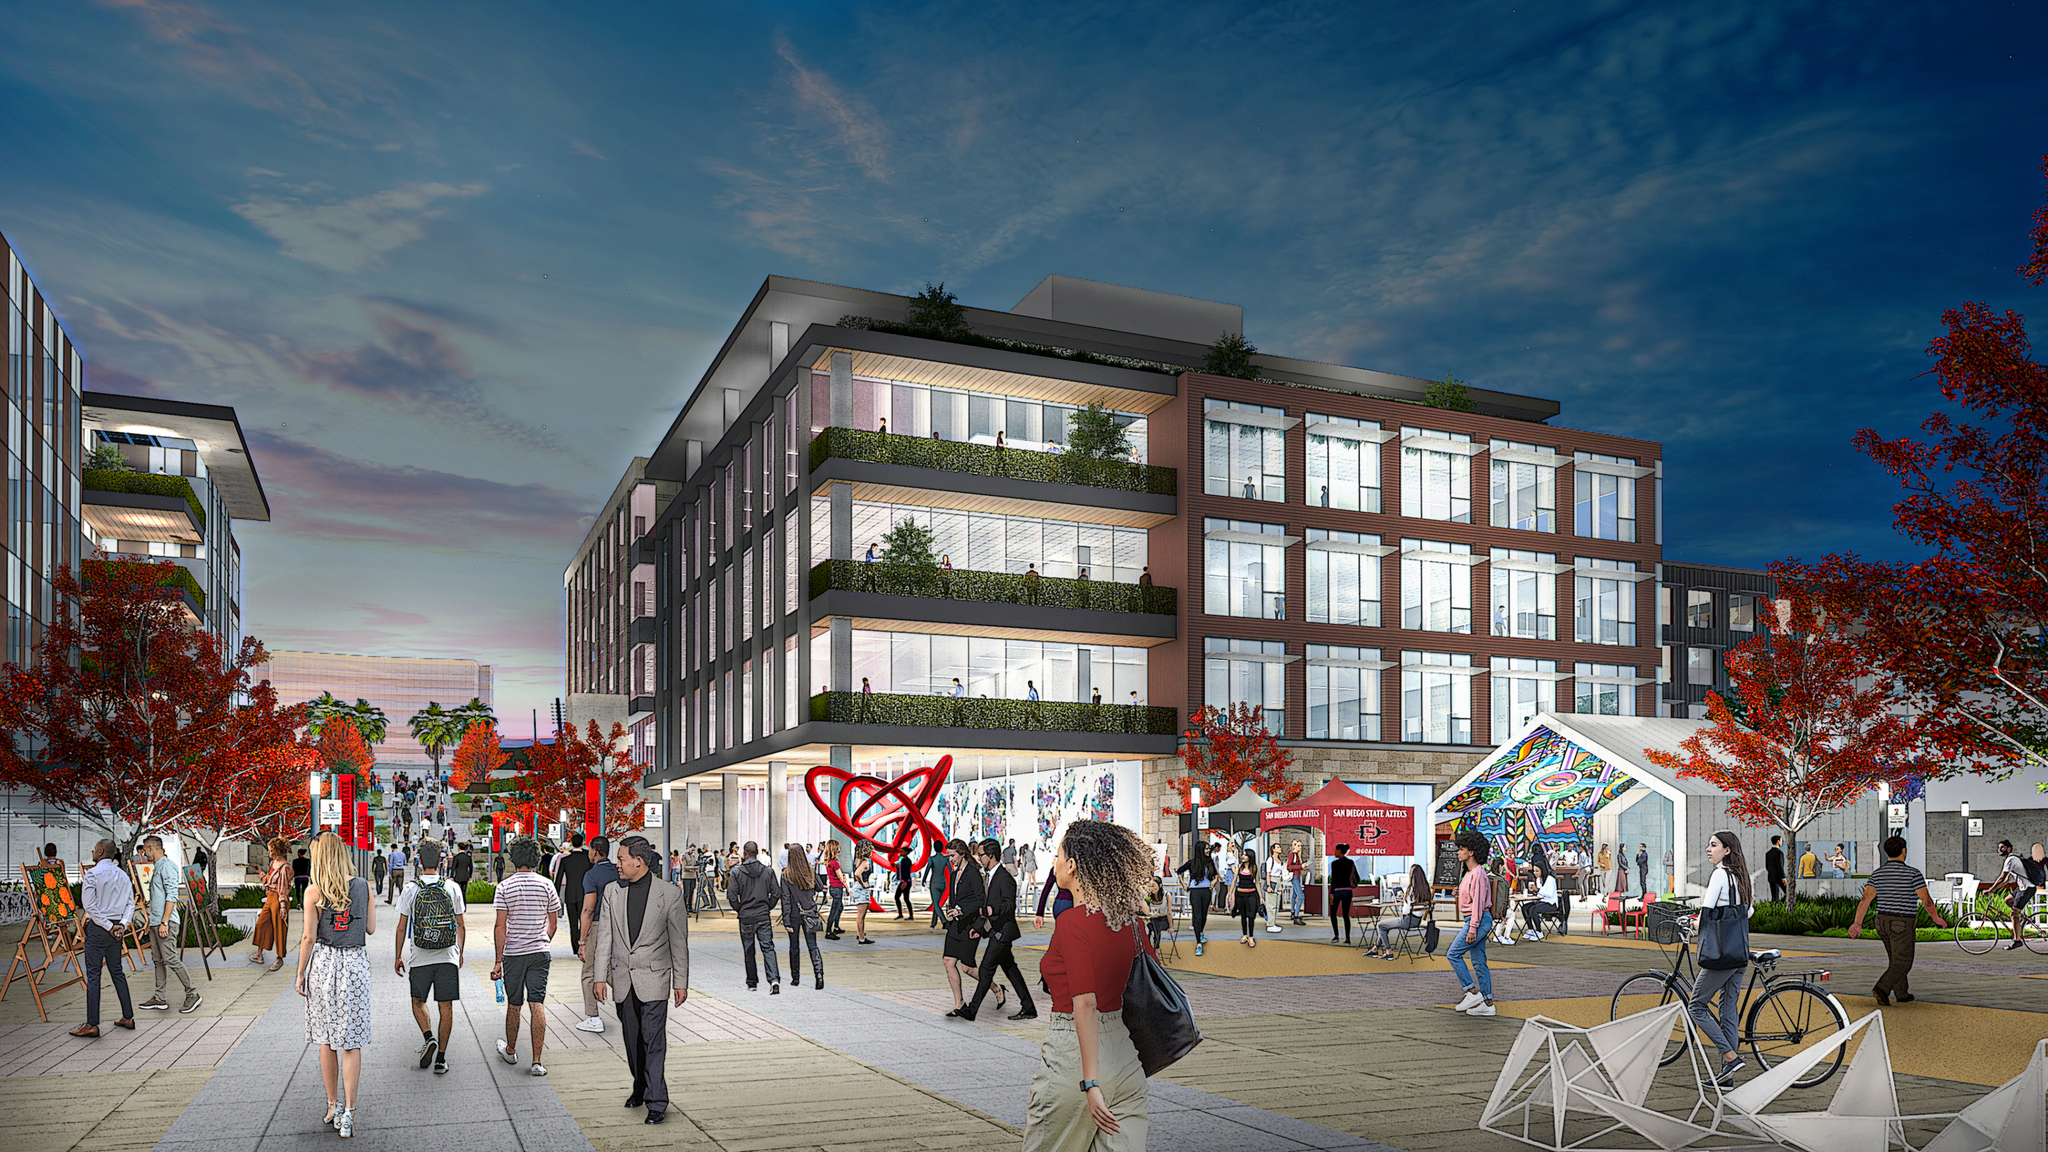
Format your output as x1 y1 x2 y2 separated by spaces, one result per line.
82 468 206 529
1425 374 1478 412
810 690 1177 735
812 428 1176 496
903 282 971 340
1203 333 1260 380
465 880 496 904
811 560 1175 614
218 886 270 909
1750 894 1947 937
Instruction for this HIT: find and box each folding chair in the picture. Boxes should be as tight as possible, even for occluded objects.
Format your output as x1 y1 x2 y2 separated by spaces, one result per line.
1590 892 1624 935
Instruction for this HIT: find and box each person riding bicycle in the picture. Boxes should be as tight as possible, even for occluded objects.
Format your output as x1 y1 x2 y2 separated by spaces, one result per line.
1989 840 2038 951
1691 831 1756 1087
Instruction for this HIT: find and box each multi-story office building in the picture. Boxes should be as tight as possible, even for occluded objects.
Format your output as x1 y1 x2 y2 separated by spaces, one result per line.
3 233 84 668
80 393 267 648
248 650 495 771
564 458 680 769
1654 562 1777 719
609 275 1665 859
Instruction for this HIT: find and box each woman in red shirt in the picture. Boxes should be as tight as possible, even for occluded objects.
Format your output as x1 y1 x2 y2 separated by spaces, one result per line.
1025 820 1154 1151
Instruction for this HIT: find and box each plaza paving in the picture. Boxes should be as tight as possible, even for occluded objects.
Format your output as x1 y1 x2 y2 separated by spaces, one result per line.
0 897 2042 1151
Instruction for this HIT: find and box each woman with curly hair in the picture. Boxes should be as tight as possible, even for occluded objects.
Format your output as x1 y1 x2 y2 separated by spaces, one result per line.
1448 828 1497 1017
295 831 375 1137
1024 820 1154 1151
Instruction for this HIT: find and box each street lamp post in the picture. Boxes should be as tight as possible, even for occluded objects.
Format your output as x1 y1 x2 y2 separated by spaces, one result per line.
309 772 322 839
1960 800 1972 879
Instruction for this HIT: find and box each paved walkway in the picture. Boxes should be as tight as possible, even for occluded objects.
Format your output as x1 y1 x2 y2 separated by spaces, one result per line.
151 948 590 1152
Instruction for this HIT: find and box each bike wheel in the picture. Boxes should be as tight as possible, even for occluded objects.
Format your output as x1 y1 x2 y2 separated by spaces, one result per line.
2025 915 2048 955
1746 983 1847 1088
1956 906 1998 955
1610 972 1691 1067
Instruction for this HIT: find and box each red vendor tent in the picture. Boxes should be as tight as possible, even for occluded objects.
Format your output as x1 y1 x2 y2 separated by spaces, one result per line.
1261 778 1415 857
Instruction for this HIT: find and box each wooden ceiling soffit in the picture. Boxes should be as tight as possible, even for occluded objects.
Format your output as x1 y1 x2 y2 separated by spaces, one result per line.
825 479 1175 528
810 347 1176 415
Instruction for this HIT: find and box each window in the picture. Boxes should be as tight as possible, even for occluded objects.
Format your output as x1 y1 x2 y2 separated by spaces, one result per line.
1205 518 1289 620
1306 529 1382 627
1687 647 1718 687
1489 548 1556 640
1686 589 1713 629
845 629 1148 704
1204 399 1286 502
1574 663 1639 715
1573 453 1637 541
1400 427 1472 523
1400 538 1472 633
1305 414 1382 512
1306 644 1381 740
1491 656 1557 737
1729 594 1755 632
1488 440 1557 533
1574 559 1639 646
1205 637 1287 734
1401 650 1473 745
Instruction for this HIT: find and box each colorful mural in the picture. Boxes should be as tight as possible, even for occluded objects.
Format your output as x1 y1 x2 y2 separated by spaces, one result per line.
1439 726 1636 863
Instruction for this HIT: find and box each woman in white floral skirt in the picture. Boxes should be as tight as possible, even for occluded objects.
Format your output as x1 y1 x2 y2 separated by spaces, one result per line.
295 831 375 1137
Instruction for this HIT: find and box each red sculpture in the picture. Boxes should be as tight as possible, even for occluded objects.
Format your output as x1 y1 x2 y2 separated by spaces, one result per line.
805 756 953 911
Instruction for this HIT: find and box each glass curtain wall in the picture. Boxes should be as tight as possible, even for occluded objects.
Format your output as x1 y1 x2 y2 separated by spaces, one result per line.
1400 428 1472 523
1305 529 1381 627
1400 539 1472 633
1203 399 1286 502
1205 518 1288 620
1489 439 1557 533
1488 548 1556 640
1574 559 1639 646
1490 656 1557 738
813 371 1149 461
1401 651 1473 745
1306 644 1381 740
842 628 1148 705
820 496 1150 582
1574 453 1637 541
1305 414 1382 512
1203 637 1286 734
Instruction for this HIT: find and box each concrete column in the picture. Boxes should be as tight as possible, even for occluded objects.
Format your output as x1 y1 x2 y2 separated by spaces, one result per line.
828 745 853 861
829 480 852 561
722 772 740 851
829 349 852 428
659 786 673 873
768 761 789 861
830 617 852 693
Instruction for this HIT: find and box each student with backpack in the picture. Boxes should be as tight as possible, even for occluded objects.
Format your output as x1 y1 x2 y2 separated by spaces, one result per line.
394 840 466 1075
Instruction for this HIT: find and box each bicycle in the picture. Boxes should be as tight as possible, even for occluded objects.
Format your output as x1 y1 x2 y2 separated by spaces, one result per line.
1609 904 1848 1088
1953 884 2048 955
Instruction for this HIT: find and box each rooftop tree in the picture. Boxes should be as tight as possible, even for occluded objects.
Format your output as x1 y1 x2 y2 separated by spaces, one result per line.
1203 333 1260 380
1065 404 1133 461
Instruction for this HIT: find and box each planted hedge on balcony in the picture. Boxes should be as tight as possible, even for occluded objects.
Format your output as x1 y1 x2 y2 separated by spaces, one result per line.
82 469 206 530
809 559 1175 615
810 427 1176 496
810 691 1178 735
87 557 206 612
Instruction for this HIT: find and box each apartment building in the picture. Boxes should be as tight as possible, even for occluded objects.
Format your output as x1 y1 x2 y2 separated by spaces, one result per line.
564 457 681 768
80 393 267 648
1655 561 1777 719
3 233 85 668
608 275 1665 854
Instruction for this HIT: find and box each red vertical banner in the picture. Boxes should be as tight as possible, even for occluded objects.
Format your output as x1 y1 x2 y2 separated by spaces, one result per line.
356 801 371 850
491 813 503 852
338 772 356 844
584 777 600 842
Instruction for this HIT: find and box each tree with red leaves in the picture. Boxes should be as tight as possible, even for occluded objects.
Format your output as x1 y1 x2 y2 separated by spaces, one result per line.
0 560 307 861
318 722 376 793
1777 156 2048 785
185 739 320 911
1644 600 1922 907
514 720 645 835
1164 704 1303 818
449 721 509 793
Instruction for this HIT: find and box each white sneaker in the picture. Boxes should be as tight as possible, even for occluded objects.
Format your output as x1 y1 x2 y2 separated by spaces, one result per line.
530 1063 548 1077
1267 925 1283 933
1466 1003 1497 1017
1454 989 1483 1012
496 1038 518 1064
575 1015 605 1033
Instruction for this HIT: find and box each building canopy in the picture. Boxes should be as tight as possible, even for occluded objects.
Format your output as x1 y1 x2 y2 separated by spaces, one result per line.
1262 778 1415 857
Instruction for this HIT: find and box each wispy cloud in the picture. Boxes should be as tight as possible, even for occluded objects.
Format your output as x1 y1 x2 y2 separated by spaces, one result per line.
773 31 890 182
232 181 490 272
569 139 607 161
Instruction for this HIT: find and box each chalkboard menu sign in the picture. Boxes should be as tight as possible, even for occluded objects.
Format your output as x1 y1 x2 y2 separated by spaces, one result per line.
1434 837 1463 888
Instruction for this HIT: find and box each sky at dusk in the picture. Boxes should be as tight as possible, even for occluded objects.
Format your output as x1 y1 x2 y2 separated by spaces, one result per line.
1 0 2042 726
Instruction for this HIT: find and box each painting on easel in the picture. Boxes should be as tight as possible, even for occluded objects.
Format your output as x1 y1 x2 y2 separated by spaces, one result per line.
1 860 87 1021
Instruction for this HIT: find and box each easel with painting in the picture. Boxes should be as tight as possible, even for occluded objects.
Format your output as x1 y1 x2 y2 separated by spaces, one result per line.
123 859 158 971
179 862 224 976
0 860 88 1022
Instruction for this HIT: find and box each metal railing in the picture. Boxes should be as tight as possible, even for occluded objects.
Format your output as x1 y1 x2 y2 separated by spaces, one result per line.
809 560 1175 614
809 690 1179 735
811 428 1176 496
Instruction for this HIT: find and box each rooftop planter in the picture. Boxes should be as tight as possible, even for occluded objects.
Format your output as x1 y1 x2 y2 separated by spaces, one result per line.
811 427 1176 497
809 690 1178 735
83 469 205 531
810 559 1174 615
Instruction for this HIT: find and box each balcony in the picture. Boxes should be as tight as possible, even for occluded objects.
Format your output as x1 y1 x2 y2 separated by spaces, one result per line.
87 556 206 622
809 560 1175 615
810 428 1176 497
809 691 1179 736
82 470 206 532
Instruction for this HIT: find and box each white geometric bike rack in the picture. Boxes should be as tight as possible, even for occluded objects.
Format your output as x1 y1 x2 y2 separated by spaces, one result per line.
1479 1003 2046 1151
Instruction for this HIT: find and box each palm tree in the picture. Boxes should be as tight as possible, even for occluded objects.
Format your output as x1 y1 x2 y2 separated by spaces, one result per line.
449 697 495 733
408 701 464 781
305 691 350 739
348 698 388 745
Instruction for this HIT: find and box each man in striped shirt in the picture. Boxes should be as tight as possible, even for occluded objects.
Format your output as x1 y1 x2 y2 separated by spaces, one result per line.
1848 835 1947 1006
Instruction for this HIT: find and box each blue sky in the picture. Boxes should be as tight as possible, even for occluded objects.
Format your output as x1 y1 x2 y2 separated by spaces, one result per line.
1 0 2042 724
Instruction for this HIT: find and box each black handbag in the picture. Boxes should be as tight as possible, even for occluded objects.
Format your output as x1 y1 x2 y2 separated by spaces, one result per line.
1696 903 1750 970
1123 920 1201 1075
1422 921 1441 954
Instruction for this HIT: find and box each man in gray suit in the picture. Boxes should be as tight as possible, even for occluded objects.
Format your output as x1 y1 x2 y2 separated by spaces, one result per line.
593 841 690 1125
